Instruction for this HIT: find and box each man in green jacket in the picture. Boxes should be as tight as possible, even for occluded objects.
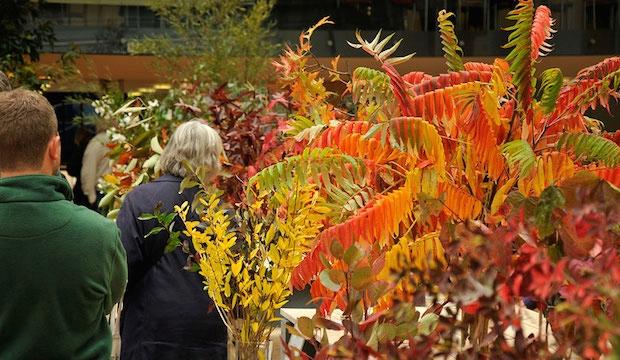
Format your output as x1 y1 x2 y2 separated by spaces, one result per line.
0 89 127 359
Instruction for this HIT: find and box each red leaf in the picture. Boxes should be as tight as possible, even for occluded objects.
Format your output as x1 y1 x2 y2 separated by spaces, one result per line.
531 6 555 60
462 301 481 315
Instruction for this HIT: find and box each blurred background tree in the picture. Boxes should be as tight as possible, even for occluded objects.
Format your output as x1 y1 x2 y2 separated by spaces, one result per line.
129 0 277 85
0 0 55 90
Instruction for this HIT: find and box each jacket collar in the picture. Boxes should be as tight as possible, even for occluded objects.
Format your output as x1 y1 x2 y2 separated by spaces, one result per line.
154 173 183 183
0 174 73 203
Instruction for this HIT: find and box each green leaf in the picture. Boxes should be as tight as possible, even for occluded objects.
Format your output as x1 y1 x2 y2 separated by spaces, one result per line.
377 323 397 342
165 232 181 253
396 322 418 338
161 212 177 227
99 189 118 209
534 186 565 238
144 226 165 238
351 266 373 290
179 177 200 193
150 136 164 154
185 262 200 272
501 139 536 177
538 68 563 114
343 244 363 267
319 269 341 292
247 148 366 202
106 208 120 219
437 10 464 72
418 313 439 336
503 0 535 117
556 132 620 167
138 213 158 221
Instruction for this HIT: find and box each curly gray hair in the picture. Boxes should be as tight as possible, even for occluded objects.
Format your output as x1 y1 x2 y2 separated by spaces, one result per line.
159 120 224 178
0 71 11 92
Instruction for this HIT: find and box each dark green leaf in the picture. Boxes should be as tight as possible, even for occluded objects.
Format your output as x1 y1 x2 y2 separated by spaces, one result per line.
534 186 565 238
162 212 177 227
165 232 181 253
144 226 165 238
138 213 159 221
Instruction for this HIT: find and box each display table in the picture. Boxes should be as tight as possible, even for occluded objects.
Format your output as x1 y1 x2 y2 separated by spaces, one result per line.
278 303 553 359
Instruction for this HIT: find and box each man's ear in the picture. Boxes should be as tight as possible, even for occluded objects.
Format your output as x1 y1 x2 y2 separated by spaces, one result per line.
48 135 61 163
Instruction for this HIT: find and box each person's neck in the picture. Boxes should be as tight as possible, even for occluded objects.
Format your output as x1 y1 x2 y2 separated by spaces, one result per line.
0 168 53 179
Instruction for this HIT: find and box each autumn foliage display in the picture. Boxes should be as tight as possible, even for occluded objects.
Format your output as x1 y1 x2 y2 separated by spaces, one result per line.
98 83 291 216
100 1 620 357
240 1 620 358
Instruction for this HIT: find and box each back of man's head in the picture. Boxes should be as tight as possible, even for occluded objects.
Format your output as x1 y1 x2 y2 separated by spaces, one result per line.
0 89 58 172
0 71 11 92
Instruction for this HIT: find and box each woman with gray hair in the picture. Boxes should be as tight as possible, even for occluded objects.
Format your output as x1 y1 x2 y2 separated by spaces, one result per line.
0 71 11 92
116 120 227 360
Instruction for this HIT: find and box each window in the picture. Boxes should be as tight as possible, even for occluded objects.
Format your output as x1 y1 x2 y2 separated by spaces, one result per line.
585 0 618 30
139 7 159 28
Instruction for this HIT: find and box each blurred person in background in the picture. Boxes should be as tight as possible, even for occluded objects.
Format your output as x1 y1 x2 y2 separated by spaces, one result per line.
0 88 127 359
81 121 111 209
117 120 227 360
67 125 95 208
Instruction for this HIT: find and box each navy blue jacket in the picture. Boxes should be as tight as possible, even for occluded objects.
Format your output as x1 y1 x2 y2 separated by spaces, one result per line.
116 174 227 360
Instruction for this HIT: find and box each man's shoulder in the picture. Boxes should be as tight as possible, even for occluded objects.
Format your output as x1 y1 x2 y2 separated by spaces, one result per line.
66 203 118 240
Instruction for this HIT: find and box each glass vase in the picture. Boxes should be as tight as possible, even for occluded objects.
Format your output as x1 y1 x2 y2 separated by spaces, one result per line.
228 338 272 360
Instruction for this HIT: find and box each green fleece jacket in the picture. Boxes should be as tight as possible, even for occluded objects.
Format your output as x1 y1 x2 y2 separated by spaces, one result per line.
0 175 127 360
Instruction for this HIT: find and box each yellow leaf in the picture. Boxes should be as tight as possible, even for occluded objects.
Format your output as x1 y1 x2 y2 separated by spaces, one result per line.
482 91 501 126
231 258 243 277
103 173 120 185
265 224 277 244
491 178 516 215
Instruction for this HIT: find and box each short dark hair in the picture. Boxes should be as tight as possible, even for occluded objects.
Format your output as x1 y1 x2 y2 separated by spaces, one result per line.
0 89 58 171
0 71 11 92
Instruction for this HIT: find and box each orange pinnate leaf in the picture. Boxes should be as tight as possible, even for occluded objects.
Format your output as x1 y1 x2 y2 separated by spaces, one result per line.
464 62 495 72
409 70 493 97
403 71 432 85
405 80 494 128
576 57 620 81
590 166 620 188
533 152 575 195
390 117 446 175
292 178 416 289
313 121 409 165
461 98 506 179
441 183 482 220
547 57 620 131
